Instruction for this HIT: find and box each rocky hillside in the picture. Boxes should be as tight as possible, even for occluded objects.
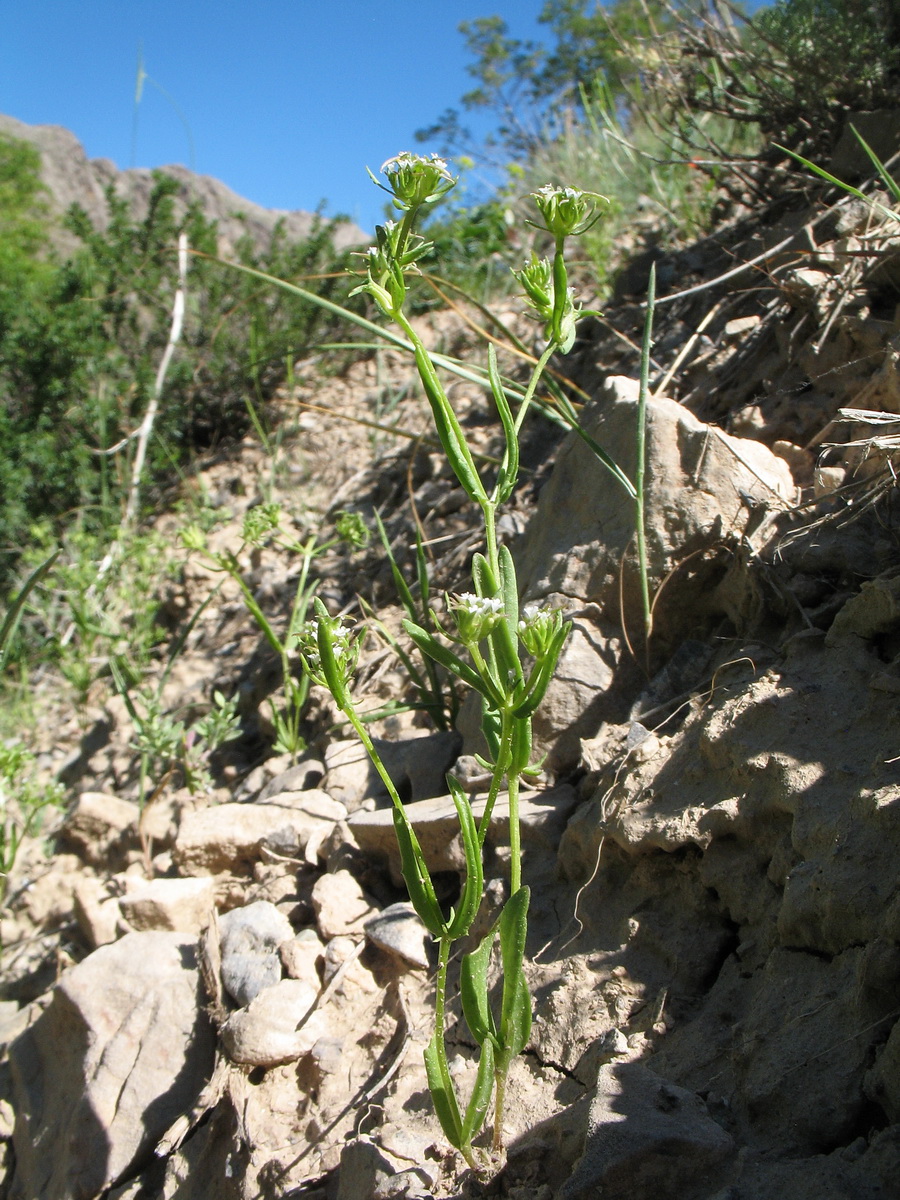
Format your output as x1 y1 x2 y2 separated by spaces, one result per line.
0 112 366 253
2 132 900 1200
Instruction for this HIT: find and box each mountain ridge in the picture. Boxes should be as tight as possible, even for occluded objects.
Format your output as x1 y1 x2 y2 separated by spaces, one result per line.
0 111 368 254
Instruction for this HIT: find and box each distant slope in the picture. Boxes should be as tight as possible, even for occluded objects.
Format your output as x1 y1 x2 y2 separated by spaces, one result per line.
0 112 367 254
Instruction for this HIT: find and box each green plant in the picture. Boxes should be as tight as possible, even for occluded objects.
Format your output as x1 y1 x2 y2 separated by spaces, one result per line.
9 524 177 708
111 663 242 810
360 511 459 731
295 155 609 1168
0 740 65 910
181 505 369 760
776 125 900 224
0 550 65 911
0 148 357 592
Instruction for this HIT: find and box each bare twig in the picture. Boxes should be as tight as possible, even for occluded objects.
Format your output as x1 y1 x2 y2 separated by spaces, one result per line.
124 232 189 526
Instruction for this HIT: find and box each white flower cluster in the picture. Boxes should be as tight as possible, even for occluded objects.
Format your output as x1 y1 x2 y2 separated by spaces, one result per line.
455 593 504 616
381 151 452 179
451 593 505 643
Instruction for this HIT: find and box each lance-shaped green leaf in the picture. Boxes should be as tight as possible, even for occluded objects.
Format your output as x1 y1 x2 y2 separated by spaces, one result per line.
513 622 570 719
487 343 519 504
479 698 502 764
403 619 504 707
461 1037 496 1145
222 551 285 661
413 341 487 506
499 968 533 1062
393 808 446 937
509 715 533 777
499 887 531 1050
471 552 498 599
489 545 523 689
445 776 484 940
415 528 432 620
461 929 497 1047
0 548 59 670
424 1031 464 1150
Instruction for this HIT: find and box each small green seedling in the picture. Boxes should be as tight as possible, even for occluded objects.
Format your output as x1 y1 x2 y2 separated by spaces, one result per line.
297 155 608 1168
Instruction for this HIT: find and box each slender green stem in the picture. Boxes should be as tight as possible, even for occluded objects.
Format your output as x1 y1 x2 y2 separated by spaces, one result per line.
635 262 656 663
514 343 557 437
435 933 451 1041
550 236 568 344
481 502 499 581
493 1069 508 1154
344 704 407 814
507 767 521 896
478 709 513 848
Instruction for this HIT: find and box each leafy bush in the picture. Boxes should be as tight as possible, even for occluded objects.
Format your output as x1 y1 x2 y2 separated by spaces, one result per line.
0 149 357 589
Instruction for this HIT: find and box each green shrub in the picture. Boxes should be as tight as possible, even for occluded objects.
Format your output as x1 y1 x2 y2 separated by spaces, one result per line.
0 153 357 590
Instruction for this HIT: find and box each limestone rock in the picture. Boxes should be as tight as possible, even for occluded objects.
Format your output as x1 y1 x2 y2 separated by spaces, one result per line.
280 928 325 984
364 903 430 970
560 1062 733 1200
311 870 377 939
337 1137 397 1200
119 875 217 934
257 759 326 800
60 791 139 866
218 900 294 1007
72 876 122 948
516 375 795 620
221 978 323 1068
172 801 337 875
8 931 214 1200
323 731 461 810
349 785 578 882
263 787 346 822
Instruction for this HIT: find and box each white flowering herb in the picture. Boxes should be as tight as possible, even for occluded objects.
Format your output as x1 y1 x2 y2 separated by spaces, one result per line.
300 157 619 1171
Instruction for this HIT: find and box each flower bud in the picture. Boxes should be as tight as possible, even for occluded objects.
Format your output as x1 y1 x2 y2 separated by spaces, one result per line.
514 255 553 323
531 185 608 238
335 511 369 549
292 609 360 703
518 603 564 659
378 152 457 212
179 524 207 553
242 502 281 547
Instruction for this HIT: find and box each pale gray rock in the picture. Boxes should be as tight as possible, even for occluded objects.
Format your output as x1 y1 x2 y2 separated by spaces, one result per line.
337 1137 397 1200
60 791 138 866
311 869 377 939
279 928 326 984
221 978 324 1068
364 903 430 970
349 785 578 883
517 376 794 612
218 900 294 1007
119 876 217 935
323 730 461 810
172 801 337 875
560 1062 733 1200
257 759 326 800
72 876 122 948
322 739 372 809
8 931 214 1200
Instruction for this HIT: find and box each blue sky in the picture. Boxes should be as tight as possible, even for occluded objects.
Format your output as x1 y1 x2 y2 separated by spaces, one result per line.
0 0 549 233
